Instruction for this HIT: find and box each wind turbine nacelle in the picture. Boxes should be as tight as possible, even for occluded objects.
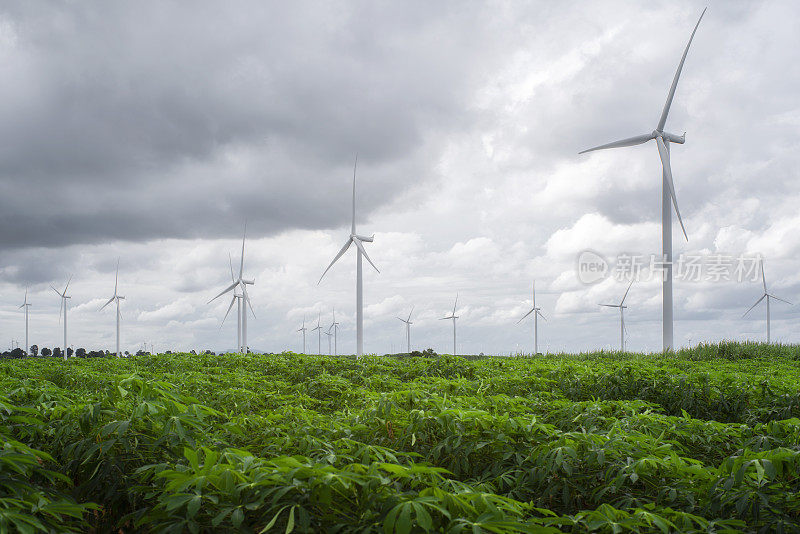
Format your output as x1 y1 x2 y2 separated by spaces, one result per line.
662 132 686 144
354 234 374 242
243 279 255 285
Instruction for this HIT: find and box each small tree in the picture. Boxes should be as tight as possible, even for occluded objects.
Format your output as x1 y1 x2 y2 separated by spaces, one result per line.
10 348 24 359
76 348 86 358
52 347 62 358
30 344 38 357
67 347 74 357
41 347 51 357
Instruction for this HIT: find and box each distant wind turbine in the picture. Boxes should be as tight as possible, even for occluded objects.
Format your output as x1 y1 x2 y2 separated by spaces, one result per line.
330 308 340 356
99 260 125 358
19 286 31 355
51 276 72 360
743 260 792 343
311 313 323 355
517 281 546 354
397 306 414 353
579 8 706 352
599 280 634 352
209 223 255 353
324 328 333 355
318 155 379 358
296 316 307 354
439 296 459 356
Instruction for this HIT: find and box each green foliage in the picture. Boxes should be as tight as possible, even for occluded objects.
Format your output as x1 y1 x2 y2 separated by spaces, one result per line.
1 343 800 532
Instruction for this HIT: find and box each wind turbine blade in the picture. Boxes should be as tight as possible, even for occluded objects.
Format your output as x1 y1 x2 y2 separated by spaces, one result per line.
516 307 535 324
537 310 547 321
114 258 119 296
239 221 247 279
453 294 458 315
397 317 406 322
656 137 688 241
58 299 63 324
63 275 73 294
579 133 654 154
208 281 239 304
51 285 61 296
318 238 353 284
760 259 767 292
352 153 358 234
220 295 237 327
100 296 115 311
229 253 236 283
353 238 380 273
620 279 634 305
600 304 620 308
768 294 792 306
242 284 256 318
742 294 766 318
407 305 414 322
657 8 706 131
24 285 28 305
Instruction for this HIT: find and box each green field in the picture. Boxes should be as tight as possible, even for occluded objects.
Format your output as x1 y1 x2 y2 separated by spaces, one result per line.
3 343 800 533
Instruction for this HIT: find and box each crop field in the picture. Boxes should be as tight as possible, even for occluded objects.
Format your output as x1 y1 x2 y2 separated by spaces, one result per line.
3 343 800 533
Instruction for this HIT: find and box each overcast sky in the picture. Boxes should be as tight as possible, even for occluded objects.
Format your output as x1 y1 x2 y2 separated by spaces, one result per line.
1 0 799 355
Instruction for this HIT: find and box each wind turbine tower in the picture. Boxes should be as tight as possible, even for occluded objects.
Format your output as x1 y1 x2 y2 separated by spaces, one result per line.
209 223 255 353
517 281 547 354
51 276 72 360
100 260 125 357
743 260 792 343
330 308 340 356
297 316 308 354
439 296 459 356
311 313 323 355
19 286 31 355
397 306 414 353
580 9 706 351
318 155 380 358
599 280 634 352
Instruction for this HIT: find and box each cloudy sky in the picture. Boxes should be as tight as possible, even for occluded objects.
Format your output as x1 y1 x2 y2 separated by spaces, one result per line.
1 0 798 355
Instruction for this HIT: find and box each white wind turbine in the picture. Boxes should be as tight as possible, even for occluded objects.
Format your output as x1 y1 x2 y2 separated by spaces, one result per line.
579 8 706 352
51 276 72 360
324 328 333 355
439 296 459 356
19 286 31 355
296 316 307 354
599 280 634 352
318 155 379 358
311 313 323 355
329 308 340 356
209 224 255 353
397 306 414 353
99 260 125 358
517 281 546 354
743 260 792 343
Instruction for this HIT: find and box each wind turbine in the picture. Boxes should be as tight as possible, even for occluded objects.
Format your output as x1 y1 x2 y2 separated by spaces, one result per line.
311 313 323 355
397 306 414 353
579 8 706 352
318 155 380 358
296 316 307 354
439 296 459 356
324 328 333 355
743 260 792 343
329 308 340 356
99 260 125 358
517 281 546 354
599 280 634 352
51 276 72 360
209 223 255 353
19 286 31 355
